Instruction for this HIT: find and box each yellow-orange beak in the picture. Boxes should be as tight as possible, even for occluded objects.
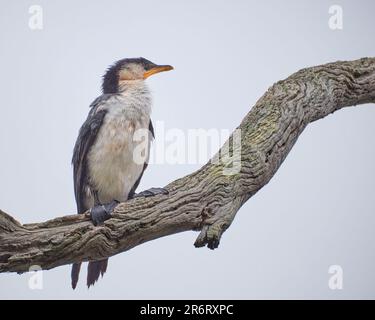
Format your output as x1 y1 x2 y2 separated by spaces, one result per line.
143 65 174 79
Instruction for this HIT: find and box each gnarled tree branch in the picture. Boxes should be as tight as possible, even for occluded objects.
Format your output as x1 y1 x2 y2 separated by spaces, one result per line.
1 57 374 273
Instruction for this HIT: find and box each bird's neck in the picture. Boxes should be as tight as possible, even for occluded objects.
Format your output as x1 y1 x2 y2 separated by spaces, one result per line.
118 79 149 95
116 80 152 115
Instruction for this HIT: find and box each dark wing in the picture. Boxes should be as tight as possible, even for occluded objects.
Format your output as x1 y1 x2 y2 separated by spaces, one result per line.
149 120 155 139
72 95 111 214
128 120 155 199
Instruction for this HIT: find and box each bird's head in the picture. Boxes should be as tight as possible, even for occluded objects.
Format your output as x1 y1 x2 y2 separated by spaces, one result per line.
102 57 173 93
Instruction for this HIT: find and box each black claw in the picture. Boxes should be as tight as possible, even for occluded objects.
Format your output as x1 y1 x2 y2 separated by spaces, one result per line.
134 187 169 198
90 200 119 226
208 239 220 250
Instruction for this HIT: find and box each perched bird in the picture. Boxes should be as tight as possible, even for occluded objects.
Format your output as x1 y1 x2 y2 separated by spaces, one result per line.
71 57 173 289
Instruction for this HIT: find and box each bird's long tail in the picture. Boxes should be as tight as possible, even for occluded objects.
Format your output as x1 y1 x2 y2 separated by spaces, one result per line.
87 259 108 288
71 259 108 289
71 262 82 289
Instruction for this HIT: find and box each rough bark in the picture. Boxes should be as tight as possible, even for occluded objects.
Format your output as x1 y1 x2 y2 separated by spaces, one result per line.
1 57 374 273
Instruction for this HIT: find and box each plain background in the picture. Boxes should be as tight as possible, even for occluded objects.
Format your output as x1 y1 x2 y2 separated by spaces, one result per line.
0 0 374 299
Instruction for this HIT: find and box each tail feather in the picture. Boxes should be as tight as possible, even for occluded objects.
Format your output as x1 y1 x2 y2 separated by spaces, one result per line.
87 259 108 288
71 263 82 290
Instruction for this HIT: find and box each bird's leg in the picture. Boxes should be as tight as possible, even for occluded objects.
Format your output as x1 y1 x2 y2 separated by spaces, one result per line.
90 201 118 226
90 190 119 226
133 187 169 198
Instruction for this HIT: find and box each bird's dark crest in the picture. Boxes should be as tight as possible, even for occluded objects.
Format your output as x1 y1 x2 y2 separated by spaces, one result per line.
102 57 155 94
102 61 121 94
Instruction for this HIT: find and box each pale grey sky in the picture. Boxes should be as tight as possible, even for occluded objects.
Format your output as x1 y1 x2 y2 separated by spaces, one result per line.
0 0 374 299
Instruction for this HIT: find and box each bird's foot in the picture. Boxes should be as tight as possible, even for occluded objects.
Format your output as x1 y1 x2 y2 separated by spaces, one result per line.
133 187 169 198
90 200 119 226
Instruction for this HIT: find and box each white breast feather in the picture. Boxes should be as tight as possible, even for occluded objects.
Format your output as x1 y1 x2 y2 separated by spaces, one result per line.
87 81 152 204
